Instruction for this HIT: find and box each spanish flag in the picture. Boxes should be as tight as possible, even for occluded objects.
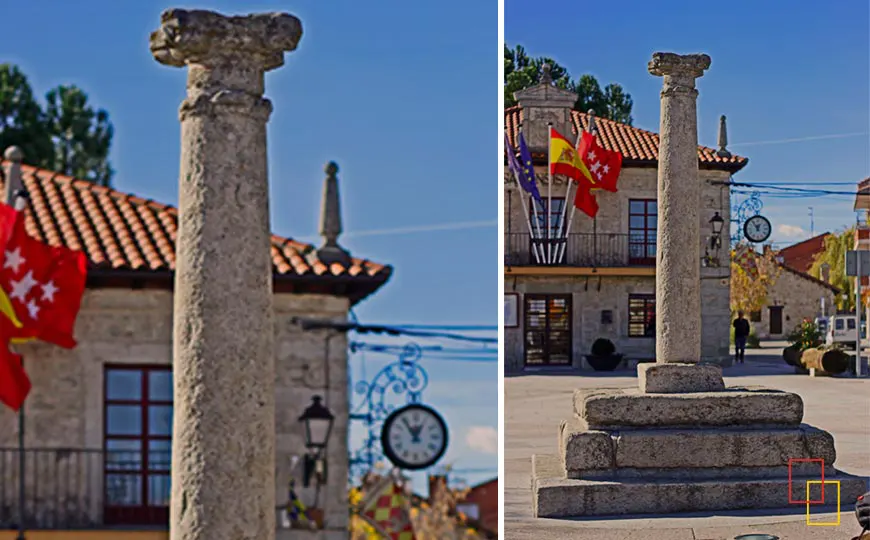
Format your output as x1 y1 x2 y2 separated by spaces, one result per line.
549 127 592 183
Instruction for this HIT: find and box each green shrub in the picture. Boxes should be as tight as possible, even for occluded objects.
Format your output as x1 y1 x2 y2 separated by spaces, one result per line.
786 319 822 351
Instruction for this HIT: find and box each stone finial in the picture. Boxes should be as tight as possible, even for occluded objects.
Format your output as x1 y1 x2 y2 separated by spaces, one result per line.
716 115 732 158
3 146 23 206
540 63 552 85
587 109 597 135
317 161 352 266
149 9 303 71
3 146 22 162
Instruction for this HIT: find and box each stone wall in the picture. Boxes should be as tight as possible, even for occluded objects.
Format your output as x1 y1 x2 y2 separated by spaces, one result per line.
0 288 351 537
503 166 733 370
754 269 836 339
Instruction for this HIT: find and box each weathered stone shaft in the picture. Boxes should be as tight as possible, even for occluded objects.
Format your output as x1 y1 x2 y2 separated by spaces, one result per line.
648 52 710 364
150 9 302 540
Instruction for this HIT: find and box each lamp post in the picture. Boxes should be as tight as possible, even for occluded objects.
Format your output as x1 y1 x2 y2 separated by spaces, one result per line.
298 396 334 487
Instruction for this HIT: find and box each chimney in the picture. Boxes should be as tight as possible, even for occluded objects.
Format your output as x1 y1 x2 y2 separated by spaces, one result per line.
316 161 352 266
513 63 578 150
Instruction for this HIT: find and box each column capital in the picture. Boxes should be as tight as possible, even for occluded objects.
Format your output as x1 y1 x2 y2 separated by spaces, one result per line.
149 9 303 72
648 52 711 80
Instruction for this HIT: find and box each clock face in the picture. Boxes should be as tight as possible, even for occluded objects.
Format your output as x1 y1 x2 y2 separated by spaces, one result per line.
744 215 772 243
381 404 448 471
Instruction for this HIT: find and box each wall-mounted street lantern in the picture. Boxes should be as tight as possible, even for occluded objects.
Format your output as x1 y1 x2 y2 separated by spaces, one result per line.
709 211 725 251
298 395 334 488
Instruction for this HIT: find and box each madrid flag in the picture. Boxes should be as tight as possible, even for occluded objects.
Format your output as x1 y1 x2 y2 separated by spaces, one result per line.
0 208 87 349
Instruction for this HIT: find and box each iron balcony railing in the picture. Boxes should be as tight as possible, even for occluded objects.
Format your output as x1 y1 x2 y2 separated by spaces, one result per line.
0 448 316 530
504 232 656 267
0 447 172 529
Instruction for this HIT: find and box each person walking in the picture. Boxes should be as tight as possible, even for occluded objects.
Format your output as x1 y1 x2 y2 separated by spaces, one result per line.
733 311 751 364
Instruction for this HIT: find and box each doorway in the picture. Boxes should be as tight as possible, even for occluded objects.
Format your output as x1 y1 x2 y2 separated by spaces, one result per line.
769 305 784 335
524 294 572 366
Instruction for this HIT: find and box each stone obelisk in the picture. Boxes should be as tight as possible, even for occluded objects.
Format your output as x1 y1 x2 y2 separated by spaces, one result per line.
149 10 302 539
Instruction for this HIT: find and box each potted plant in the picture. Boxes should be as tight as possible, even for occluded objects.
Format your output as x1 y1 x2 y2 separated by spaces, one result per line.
585 338 624 371
784 318 823 369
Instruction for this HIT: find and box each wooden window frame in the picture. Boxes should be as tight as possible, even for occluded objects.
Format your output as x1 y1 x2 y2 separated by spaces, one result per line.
628 294 656 338
103 364 172 527
523 293 573 366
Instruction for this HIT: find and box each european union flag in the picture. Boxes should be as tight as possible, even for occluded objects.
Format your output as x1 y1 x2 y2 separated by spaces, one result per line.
517 133 544 206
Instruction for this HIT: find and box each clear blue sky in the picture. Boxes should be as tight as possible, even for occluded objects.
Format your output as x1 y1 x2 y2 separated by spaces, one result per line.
506 0 870 246
0 1 497 490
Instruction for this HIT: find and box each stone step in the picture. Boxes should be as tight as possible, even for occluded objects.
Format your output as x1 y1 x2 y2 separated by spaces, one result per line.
560 419 836 474
574 386 803 430
533 454 868 518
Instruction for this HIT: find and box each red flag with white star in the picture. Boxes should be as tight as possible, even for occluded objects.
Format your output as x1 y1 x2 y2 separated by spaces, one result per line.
0 213 87 349
578 131 622 193
0 350 29 411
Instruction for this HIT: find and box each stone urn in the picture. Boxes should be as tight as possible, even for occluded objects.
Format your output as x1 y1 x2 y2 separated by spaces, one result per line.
585 338 624 371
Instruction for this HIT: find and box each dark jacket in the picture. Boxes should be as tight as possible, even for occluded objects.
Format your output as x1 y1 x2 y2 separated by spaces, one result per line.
733 318 750 338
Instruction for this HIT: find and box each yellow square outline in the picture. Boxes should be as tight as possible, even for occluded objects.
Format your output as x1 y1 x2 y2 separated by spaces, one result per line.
805 480 840 526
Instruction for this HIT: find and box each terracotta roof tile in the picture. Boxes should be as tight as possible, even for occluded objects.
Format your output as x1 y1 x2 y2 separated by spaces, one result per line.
504 106 749 172
778 233 830 273
1 162 392 290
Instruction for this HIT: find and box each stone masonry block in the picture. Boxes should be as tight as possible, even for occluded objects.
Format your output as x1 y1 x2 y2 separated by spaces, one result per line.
611 425 836 469
558 419 614 472
574 386 804 429
638 362 725 393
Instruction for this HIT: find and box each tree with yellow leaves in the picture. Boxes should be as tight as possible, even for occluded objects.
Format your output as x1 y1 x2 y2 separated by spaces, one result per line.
349 473 486 540
730 244 783 315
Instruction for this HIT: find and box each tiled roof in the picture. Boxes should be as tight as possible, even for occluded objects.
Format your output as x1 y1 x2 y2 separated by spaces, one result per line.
0 162 392 304
505 106 749 172
777 233 830 273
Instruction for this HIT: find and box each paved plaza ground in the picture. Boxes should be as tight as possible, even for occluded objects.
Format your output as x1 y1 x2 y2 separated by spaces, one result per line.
504 341 870 539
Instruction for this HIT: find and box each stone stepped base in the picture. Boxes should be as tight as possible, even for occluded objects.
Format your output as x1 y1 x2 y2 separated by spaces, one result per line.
532 454 868 518
560 419 836 473
574 386 804 430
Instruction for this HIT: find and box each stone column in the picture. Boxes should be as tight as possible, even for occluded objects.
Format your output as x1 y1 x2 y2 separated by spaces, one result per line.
648 52 710 365
149 10 302 540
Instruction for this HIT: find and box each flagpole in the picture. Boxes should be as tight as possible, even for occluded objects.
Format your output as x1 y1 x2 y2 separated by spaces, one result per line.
518 124 546 263
554 129 584 264
547 123 553 264
4 146 26 540
505 155 542 264
560 110 598 264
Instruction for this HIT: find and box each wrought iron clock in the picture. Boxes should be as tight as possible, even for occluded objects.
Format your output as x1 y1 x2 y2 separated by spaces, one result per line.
743 215 772 243
380 404 448 471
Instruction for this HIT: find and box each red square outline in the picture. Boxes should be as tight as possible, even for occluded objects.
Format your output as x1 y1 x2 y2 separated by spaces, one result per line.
788 458 825 504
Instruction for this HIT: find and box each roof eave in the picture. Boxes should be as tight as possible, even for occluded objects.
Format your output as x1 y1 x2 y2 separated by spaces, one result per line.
85 266 394 306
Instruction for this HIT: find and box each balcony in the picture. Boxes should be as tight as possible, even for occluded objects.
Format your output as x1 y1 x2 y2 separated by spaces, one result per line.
505 233 656 268
0 447 169 530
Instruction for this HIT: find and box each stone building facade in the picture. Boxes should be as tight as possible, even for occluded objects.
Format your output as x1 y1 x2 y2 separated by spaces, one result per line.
503 78 746 372
751 263 838 339
0 160 391 539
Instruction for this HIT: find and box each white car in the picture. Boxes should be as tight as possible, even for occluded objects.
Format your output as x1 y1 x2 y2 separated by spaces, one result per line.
825 315 863 349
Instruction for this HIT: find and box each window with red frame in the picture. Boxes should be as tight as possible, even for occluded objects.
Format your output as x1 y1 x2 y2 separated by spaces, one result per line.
628 199 656 265
103 365 172 526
